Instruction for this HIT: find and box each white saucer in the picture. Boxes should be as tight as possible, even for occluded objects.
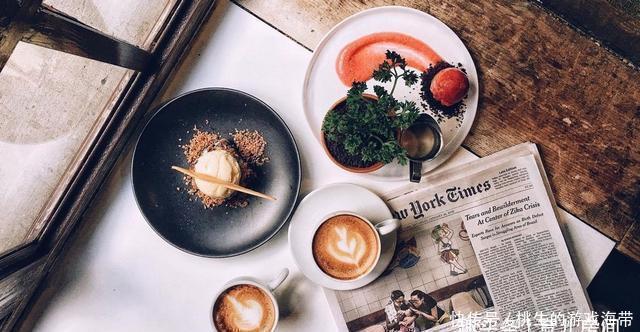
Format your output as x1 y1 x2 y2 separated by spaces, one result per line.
288 183 397 290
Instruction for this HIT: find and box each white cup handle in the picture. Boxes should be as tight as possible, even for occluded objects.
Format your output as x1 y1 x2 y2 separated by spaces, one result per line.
267 268 289 291
375 218 400 237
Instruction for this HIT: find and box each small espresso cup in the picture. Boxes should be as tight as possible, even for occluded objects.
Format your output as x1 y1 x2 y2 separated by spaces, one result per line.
311 211 400 282
211 268 289 332
400 113 443 183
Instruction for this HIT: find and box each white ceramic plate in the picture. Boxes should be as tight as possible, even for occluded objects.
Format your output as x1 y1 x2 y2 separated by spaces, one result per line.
302 6 478 180
288 183 397 290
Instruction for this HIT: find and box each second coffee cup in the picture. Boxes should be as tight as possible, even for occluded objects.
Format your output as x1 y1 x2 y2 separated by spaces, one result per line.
211 268 288 332
311 211 399 282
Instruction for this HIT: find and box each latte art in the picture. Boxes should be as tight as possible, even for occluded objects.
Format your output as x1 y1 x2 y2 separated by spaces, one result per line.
213 284 275 332
328 226 367 265
227 296 263 330
312 214 380 280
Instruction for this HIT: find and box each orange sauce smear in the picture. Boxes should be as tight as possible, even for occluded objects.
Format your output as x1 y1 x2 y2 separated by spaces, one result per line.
336 32 442 86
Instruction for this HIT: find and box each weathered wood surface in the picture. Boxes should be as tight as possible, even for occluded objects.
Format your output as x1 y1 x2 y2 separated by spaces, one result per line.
538 0 640 66
234 0 640 260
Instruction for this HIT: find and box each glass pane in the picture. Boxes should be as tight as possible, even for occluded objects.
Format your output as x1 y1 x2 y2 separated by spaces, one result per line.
0 42 131 255
44 0 177 49
0 0 179 257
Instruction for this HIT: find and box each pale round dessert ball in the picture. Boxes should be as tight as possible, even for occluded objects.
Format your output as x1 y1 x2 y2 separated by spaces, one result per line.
194 149 241 198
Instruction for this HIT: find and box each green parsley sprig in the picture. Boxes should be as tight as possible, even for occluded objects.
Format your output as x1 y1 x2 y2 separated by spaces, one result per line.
322 51 420 166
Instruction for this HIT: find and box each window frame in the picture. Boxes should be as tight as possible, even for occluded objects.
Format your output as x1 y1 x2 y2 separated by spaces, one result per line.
0 0 217 329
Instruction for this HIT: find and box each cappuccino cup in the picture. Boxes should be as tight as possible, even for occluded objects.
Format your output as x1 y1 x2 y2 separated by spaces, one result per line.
211 268 288 332
311 212 399 281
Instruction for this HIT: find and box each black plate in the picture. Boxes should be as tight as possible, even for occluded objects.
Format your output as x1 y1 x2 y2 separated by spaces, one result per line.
132 88 301 257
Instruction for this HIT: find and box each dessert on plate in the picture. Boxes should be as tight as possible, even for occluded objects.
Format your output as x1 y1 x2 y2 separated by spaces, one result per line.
180 127 269 209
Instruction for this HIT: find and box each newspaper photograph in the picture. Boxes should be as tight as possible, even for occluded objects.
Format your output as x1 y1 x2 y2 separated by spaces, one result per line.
326 143 591 332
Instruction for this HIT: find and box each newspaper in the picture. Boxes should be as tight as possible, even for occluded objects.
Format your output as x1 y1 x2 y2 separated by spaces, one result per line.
325 143 591 332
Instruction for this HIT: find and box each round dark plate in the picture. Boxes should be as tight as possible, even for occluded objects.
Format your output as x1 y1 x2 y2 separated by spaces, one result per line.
132 88 301 257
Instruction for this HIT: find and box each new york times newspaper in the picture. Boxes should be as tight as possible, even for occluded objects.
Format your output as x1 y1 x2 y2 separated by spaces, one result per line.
325 143 591 332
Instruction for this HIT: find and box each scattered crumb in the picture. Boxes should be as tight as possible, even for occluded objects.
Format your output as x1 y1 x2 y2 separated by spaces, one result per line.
181 128 226 165
232 129 269 165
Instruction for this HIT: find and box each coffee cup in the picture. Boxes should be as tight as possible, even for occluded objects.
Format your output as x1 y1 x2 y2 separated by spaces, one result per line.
311 211 399 282
211 268 288 332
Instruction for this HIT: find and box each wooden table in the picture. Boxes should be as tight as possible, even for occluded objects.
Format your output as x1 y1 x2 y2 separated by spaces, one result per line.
235 0 640 261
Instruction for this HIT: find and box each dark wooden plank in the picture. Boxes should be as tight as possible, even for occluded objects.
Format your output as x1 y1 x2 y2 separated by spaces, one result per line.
3 1 218 331
0 0 23 68
0 0 41 71
537 0 640 66
235 0 640 260
0 244 37 279
0 0 22 25
21 5 151 71
0 259 45 325
620 221 640 260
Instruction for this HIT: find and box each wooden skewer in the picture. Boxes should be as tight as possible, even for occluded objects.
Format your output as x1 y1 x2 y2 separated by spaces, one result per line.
171 166 276 201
